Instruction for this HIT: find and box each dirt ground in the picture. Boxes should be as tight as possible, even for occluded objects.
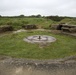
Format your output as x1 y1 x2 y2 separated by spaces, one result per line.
0 56 76 75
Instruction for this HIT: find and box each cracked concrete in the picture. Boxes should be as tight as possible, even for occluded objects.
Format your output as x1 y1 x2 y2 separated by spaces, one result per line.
0 56 76 75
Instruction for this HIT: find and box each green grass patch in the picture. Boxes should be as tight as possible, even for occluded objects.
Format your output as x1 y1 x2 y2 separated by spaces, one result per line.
0 17 76 30
0 31 76 59
0 17 55 30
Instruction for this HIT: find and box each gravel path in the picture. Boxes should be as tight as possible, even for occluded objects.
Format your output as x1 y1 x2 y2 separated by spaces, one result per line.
13 29 51 33
13 29 76 37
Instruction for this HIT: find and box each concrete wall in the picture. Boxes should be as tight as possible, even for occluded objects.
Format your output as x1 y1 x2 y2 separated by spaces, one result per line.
0 56 76 75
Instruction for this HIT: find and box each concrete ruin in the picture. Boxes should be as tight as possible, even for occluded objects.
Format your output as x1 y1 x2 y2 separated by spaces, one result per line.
0 56 76 75
50 24 76 33
22 24 37 29
0 25 13 33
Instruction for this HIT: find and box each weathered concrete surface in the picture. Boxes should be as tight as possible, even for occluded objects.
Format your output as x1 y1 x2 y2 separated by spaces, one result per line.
0 56 76 75
24 35 56 44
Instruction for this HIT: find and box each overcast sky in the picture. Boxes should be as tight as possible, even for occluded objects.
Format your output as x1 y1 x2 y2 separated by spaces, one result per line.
0 0 76 17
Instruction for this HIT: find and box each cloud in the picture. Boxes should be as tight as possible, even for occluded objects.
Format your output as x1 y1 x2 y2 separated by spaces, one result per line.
0 0 76 17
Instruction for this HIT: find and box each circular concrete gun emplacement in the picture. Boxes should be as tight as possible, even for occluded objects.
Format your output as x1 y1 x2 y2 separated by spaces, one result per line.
24 35 56 43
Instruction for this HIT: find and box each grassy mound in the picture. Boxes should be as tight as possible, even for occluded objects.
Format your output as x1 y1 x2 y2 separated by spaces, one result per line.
0 18 55 30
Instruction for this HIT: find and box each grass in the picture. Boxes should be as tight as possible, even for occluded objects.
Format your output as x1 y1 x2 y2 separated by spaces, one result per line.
0 17 76 30
0 31 76 59
0 17 56 30
59 18 76 25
